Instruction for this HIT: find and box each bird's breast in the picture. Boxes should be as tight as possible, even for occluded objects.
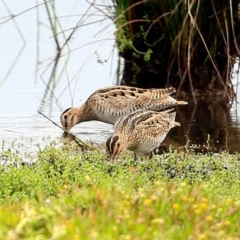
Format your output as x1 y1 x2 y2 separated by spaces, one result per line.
95 112 119 124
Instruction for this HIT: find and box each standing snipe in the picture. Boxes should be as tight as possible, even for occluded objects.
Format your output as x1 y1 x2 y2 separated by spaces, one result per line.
60 85 187 130
106 109 180 163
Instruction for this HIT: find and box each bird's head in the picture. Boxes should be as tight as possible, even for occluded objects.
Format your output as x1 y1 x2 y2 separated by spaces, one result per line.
106 135 127 163
60 107 78 131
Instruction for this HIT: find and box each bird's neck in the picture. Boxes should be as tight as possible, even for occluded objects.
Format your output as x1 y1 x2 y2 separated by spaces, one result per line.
76 103 97 123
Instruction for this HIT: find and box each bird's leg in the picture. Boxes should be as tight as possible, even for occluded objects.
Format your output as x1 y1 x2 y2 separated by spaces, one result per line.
133 152 137 160
149 151 154 159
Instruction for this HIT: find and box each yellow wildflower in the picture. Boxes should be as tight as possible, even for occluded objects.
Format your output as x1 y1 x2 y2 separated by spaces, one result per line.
211 204 217 210
199 234 207 240
201 198 208 203
90 231 98 239
172 204 179 211
215 222 223 230
124 201 130 207
85 175 91 182
193 204 198 209
226 198 233 205
199 203 207 211
125 235 132 240
73 235 80 240
224 220 231 226
144 199 152 207
206 215 213 222
152 218 164 224
194 208 201 215
182 196 189 202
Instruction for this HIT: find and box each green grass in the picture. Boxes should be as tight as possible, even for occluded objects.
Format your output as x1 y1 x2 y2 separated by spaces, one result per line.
0 140 240 239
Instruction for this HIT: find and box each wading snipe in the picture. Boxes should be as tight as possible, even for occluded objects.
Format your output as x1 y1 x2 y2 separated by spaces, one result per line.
60 86 187 131
106 109 180 163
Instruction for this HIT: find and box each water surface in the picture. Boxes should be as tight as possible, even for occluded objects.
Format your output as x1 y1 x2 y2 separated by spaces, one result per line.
1 1 240 154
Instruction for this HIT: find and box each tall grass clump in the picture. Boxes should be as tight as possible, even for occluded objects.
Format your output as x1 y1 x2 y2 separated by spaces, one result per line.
107 0 240 100
0 140 240 239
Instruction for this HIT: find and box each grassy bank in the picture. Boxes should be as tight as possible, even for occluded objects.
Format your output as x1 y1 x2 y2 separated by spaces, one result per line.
0 140 240 239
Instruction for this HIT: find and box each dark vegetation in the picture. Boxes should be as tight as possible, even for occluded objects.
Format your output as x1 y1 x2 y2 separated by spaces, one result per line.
113 0 240 100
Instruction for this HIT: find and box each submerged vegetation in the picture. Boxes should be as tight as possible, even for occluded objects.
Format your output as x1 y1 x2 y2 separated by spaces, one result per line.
0 140 240 239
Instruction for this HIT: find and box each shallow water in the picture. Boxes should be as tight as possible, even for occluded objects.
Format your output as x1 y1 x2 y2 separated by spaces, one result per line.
1 1 240 154
0 0 116 150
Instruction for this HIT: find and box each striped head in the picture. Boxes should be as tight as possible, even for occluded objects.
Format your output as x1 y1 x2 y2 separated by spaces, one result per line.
106 135 127 163
60 107 78 131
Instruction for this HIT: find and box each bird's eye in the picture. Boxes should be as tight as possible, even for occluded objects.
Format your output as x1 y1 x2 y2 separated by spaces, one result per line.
117 142 121 147
64 114 68 119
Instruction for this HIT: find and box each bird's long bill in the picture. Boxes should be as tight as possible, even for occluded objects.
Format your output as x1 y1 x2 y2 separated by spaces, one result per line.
109 156 115 163
109 151 121 163
175 121 181 127
176 100 188 105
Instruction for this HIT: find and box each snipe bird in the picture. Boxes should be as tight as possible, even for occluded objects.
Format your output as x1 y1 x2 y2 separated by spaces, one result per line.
60 86 187 131
106 109 180 163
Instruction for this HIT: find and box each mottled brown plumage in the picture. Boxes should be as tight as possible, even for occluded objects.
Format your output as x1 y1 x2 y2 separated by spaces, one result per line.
60 86 187 130
106 109 180 163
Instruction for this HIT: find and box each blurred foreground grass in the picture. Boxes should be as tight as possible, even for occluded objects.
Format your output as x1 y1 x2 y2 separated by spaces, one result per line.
0 140 240 240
